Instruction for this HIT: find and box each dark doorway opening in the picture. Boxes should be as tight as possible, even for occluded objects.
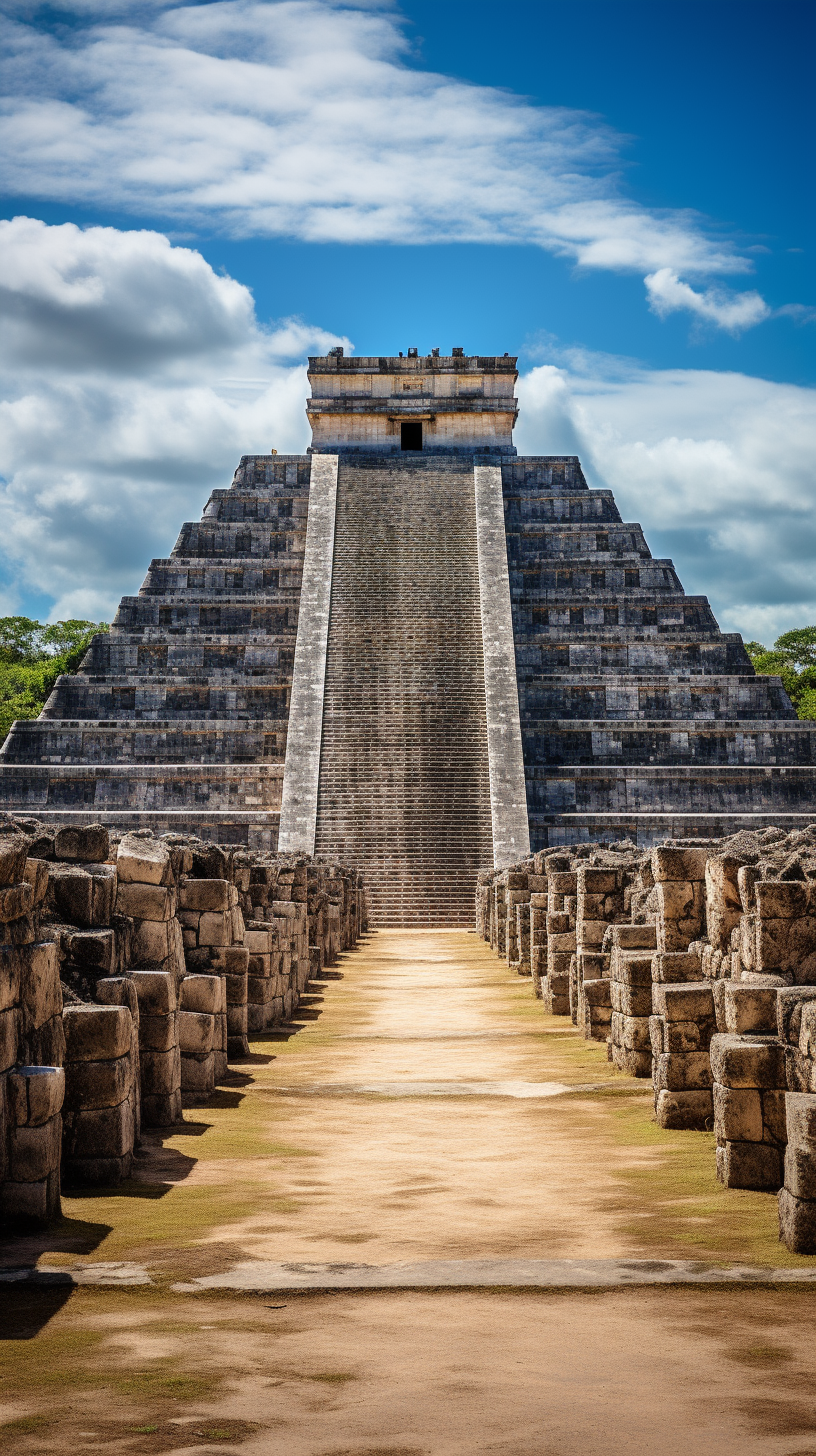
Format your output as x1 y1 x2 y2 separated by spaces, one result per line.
401 422 423 451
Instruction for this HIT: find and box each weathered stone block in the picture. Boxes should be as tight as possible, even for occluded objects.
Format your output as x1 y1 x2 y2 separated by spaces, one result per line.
9 1114 61 1181
714 1084 763 1143
717 1140 782 1191
64 1055 132 1110
116 881 176 921
181 974 221 1015
20 941 61 1030
117 833 171 885
709 1034 786 1090
131 969 177 1014
778 1186 816 1254
654 1051 712 1092
54 824 110 864
8 1065 64 1127
63 1005 131 1063
655 1089 713 1130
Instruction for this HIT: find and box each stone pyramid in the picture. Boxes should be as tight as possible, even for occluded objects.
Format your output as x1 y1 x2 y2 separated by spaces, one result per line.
0 350 813 925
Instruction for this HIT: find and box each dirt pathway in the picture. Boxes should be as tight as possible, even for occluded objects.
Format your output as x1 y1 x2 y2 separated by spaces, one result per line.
3 930 816 1454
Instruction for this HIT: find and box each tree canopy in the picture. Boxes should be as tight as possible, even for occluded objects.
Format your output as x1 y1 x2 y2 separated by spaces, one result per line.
744 626 816 721
0 618 109 745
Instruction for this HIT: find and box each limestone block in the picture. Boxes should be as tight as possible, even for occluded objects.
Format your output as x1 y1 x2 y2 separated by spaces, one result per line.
178 1010 215 1055
20 941 61 1031
651 951 704 985
785 1045 816 1094
653 984 714 1024
656 881 696 921
141 1045 181 1097
655 1089 713 1130
63 928 117 974
614 925 657 950
8 1065 64 1127
117 833 171 885
132 919 176 964
649 850 708 879
721 983 778 1036
223 970 248 1006
181 974 221 1015
0 943 21 1012
95 976 139 1026
54 824 110 864
785 1091 816 1146
755 881 808 919
582 978 612 1008
24 1013 65 1069
777 987 816 1044
705 857 743 951
611 1011 651 1051
611 1045 652 1078
181 1050 216 1096
115 881 176 921
778 1187 816 1254
0 882 34 923
611 983 652 1017
709 1034 786 1090
142 1087 182 1127
738 864 760 914
65 1153 133 1187
783 1145 816 1201
63 1099 134 1160
138 1013 176 1052
179 879 230 913
48 864 116 928
654 1051 712 1092
64 1005 131 1063
9 1113 62 1181
131 969 177 1015
0 1167 61 1222
0 832 33 886
64 1054 132 1110
716 1140 781 1191
577 920 607 948
23 858 49 905
714 1085 763 1143
661 1019 706 1053
198 911 231 948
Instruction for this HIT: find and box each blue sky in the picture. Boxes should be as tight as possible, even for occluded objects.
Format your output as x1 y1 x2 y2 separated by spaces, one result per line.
0 0 814 640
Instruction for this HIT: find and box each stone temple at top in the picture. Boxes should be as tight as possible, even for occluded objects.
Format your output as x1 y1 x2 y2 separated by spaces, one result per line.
0 348 814 924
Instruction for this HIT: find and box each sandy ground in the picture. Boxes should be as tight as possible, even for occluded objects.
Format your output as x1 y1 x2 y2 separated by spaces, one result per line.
2 929 815 1453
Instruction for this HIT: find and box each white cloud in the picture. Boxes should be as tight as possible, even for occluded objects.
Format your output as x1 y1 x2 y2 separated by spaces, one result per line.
516 358 816 642
0 0 770 321
645 268 771 334
0 217 345 620
1 216 812 639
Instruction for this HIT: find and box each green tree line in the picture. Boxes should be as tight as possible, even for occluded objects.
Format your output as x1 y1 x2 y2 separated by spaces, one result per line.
0 617 109 745
745 627 816 720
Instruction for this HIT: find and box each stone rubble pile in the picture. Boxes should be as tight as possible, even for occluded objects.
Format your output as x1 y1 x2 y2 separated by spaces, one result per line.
0 814 365 1226
478 821 816 1254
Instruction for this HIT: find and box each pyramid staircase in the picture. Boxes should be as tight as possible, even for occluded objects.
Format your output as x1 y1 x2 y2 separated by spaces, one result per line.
313 455 494 925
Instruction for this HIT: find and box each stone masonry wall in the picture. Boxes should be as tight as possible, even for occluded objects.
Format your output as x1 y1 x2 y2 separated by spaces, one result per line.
478 820 816 1255
0 813 365 1228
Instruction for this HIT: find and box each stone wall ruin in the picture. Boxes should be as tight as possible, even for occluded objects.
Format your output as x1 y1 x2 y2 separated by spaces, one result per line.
478 820 816 1255
0 814 364 1226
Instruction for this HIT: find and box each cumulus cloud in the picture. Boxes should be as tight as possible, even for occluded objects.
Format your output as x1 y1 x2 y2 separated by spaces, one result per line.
516 358 816 642
0 0 766 309
644 268 771 334
0 217 345 620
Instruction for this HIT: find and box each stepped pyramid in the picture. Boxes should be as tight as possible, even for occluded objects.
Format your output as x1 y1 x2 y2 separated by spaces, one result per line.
0 348 813 925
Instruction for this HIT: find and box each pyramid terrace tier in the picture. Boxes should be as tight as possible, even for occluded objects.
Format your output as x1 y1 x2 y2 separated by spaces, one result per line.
526 763 816 818
0 762 282 814
511 558 682 592
512 594 722 634
517 673 797 720
82 632 295 680
39 676 291 721
139 560 304 596
503 492 618 525
515 635 752 675
509 521 655 558
521 719 816 766
0 719 287 765
171 522 308 560
539 807 816 850
114 596 299 634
